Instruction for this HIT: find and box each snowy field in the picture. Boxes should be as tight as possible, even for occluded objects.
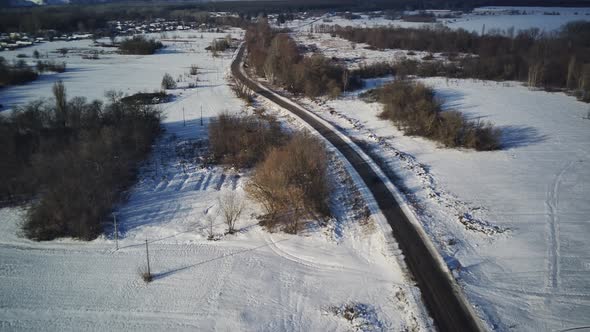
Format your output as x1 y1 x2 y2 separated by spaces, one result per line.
294 32 452 69
285 6 590 34
305 80 590 331
286 14 590 330
290 23 590 329
0 31 431 330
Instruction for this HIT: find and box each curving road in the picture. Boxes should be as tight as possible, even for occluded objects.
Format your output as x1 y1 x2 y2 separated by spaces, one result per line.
231 44 485 332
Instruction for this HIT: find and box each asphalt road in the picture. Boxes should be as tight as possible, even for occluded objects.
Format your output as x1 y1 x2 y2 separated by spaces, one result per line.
231 44 485 332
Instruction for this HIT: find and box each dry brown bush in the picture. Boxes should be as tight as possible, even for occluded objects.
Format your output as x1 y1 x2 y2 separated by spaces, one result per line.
378 80 500 150
248 132 329 233
208 112 285 168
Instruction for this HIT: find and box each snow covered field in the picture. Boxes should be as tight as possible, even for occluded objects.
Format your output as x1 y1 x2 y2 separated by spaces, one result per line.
0 32 431 330
287 15 590 330
294 32 449 70
286 6 590 34
291 44 589 332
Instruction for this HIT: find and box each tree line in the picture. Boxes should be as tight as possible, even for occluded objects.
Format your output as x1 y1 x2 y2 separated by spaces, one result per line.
318 21 590 101
246 19 348 98
0 57 38 87
3 0 588 33
0 82 162 240
0 56 67 88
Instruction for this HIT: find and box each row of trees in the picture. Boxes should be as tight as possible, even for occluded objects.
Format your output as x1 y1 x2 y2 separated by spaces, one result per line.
0 83 162 240
0 57 38 87
318 21 590 101
0 57 67 88
246 20 348 98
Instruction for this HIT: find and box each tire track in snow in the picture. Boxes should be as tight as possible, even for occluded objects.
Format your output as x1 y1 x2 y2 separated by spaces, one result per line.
193 173 206 191
262 232 344 271
261 232 392 279
215 174 227 191
202 172 214 191
546 160 574 291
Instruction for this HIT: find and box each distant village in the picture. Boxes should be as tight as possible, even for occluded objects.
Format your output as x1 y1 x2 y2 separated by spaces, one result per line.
0 14 235 52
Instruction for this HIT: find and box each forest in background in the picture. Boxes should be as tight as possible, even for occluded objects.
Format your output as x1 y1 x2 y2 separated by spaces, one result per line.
319 22 590 101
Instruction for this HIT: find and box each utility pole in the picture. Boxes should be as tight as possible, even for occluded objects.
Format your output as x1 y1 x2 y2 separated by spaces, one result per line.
145 239 151 277
182 107 186 126
113 212 118 250
200 105 203 126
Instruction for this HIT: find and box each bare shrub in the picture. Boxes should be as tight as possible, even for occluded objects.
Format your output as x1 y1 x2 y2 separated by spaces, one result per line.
138 266 152 283
189 64 199 75
377 80 500 151
230 80 253 104
0 57 38 87
208 112 285 168
36 60 66 73
248 132 330 233
208 38 231 54
119 36 163 55
219 191 244 234
161 73 177 89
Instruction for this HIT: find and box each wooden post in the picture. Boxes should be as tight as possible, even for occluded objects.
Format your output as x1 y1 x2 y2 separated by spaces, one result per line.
113 213 118 251
183 107 186 127
200 105 203 126
145 239 151 276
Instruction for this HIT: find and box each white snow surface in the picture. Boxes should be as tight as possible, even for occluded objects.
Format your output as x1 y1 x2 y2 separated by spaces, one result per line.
289 22 590 330
295 78 590 331
286 7 590 35
0 32 431 331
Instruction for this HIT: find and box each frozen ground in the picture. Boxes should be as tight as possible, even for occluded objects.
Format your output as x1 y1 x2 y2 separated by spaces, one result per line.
0 32 431 330
285 6 590 34
293 77 590 331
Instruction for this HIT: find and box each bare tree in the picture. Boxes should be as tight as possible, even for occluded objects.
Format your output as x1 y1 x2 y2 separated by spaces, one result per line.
527 62 544 88
219 191 244 234
161 73 177 89
263 57 276 85
342 69 350 93
566 56 577 90
52 80 67 128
